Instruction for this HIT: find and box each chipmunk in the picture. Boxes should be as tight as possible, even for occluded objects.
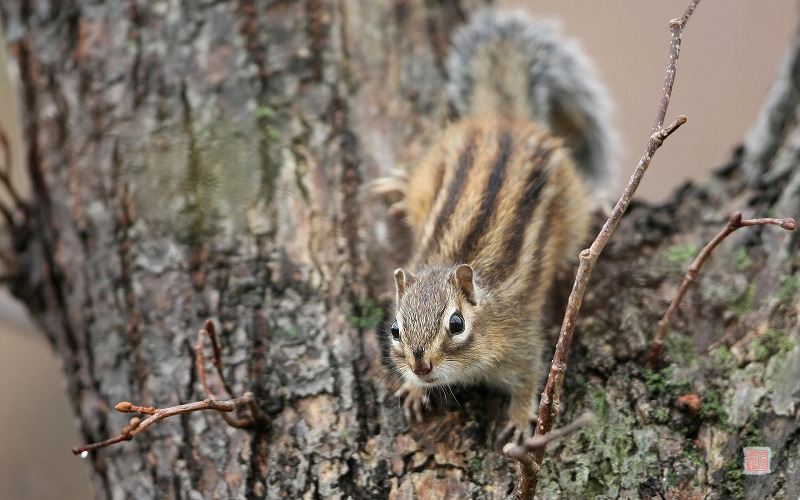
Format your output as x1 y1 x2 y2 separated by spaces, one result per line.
378 9 615 440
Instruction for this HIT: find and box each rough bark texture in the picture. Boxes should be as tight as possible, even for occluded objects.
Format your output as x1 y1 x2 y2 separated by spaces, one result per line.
1 1 798 498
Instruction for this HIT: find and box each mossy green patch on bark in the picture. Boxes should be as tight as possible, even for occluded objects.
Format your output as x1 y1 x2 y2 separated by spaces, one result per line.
733 247 753 272
727 283 757 316
778 275 800 304
661 243 699 273
347 297 386 330
751 328 795 362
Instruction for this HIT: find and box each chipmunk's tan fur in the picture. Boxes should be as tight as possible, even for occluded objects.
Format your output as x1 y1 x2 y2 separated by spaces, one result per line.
382 9 614 438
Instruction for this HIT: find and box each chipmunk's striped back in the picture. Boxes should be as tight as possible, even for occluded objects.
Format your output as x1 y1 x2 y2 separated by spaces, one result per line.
389 117 590 430
383 8 612 435
405 118 588 303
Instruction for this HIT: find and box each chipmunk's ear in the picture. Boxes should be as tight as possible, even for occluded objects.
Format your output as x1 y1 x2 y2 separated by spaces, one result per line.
455 264 477 305
393 268 416 300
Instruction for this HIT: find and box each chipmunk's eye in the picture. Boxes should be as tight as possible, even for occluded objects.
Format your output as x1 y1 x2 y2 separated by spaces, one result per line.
448 312 464 335
390 321 400 341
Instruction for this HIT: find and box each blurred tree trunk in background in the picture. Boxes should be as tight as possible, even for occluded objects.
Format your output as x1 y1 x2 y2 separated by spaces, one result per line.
1 1 799 498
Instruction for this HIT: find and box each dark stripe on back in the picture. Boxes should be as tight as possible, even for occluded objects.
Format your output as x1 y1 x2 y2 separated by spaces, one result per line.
525 204 553 298
420 131 478 259
457 130 513 263
486 146 553 284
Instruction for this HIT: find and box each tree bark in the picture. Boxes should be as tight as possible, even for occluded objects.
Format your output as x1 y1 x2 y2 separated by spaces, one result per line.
1 1 798 498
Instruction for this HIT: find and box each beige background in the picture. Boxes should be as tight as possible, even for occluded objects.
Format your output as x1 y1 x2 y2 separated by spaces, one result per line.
503 0 797 201
0 2 795 498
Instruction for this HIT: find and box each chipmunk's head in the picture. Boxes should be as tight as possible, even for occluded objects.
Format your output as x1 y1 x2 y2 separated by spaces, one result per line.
389 264 485 387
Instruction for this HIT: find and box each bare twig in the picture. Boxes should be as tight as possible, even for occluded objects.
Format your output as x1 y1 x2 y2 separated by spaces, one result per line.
197 319 237 397
652 1 701 134
73 321 270 455
0 125 27 226
646 212 796 367
71 394 259 456
508 1 701 497
0 127 18 228
195 320 270 428
509 452 538 500
503 412 594 460
505 413 594 500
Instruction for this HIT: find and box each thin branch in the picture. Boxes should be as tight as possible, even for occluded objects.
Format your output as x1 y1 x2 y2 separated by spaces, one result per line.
646 212 796 367
653 0 701 133
505 413 594 500
198 319 237 397
503 412 594 460
196 323 221 397
195 320 270 428
508 1 702 497
0 127 18 229
0 125 28 218
509 452 538 500
74 321 270 455
72 394 259 456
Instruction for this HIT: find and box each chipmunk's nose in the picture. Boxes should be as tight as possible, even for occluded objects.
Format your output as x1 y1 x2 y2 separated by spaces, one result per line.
411 348 432 376
412 360 432 376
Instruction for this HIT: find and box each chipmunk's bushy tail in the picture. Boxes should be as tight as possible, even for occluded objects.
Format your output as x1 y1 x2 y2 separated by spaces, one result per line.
447 9 616 188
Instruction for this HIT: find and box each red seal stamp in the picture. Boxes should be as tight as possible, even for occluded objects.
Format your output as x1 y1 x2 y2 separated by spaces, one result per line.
743 446 771 475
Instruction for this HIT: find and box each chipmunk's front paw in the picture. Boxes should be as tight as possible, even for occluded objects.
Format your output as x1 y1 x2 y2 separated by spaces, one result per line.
495 418 535 450
394 383 429 424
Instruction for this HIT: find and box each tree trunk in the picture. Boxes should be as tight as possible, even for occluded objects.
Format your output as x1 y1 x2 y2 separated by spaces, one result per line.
1 1 798 498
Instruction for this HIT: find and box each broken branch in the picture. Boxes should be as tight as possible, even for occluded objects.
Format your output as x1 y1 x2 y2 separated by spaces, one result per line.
72 394 259 456
646 212 796 367
73 321 270 456
503 412 594 460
